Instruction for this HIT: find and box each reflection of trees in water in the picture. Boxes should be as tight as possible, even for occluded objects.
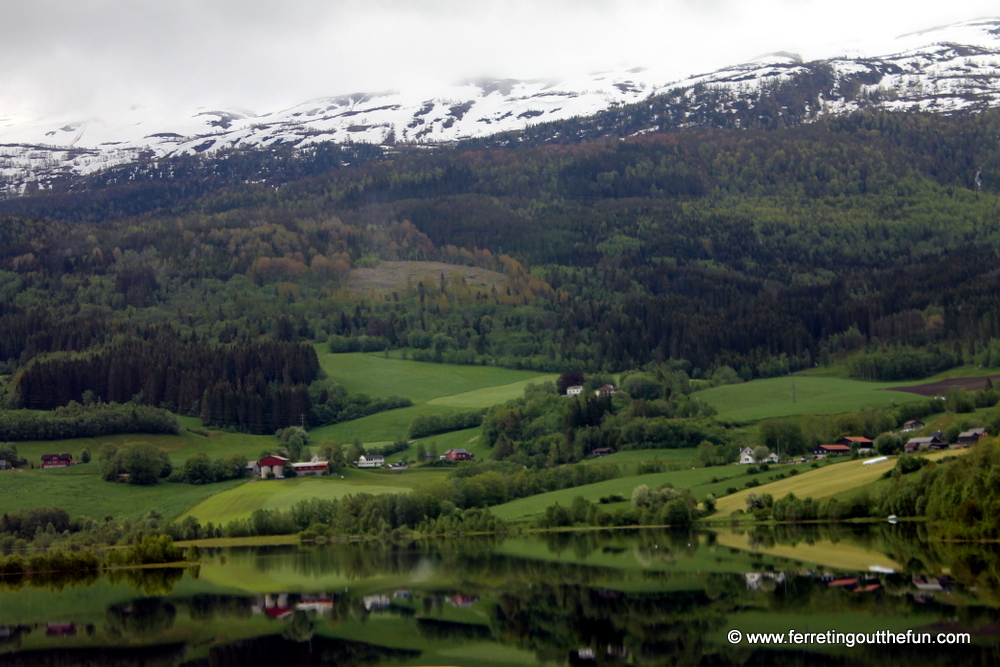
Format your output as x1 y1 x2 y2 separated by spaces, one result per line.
105 567 186 596
741 522 1000 604
491 583 726 666
224 542 451 581
102 595 254 644
488 576 1000 667
14 529 1000 666
201 632 420 667
0 643 186 667
0 625 28 651
104 598 177 640
543 528 701 565
281 610 316 643
416 617 492 641
186 594 254 621
0 568 100 594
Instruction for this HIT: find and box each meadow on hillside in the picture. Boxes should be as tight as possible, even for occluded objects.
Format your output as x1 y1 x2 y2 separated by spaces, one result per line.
311 351 555 443
696 376 923 421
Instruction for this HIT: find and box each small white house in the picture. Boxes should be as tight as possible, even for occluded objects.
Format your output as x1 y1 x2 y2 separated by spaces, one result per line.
566 385 584 397
738 447 775 465
357 454 385 468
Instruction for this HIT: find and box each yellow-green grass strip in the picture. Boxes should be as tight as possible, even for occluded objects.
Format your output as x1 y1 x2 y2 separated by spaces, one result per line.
713 530 902 572
181 468 447 524
490 466 758 523
713 448 971 515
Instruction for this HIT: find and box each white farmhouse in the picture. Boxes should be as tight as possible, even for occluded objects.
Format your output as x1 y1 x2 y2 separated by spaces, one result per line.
357 454 385 468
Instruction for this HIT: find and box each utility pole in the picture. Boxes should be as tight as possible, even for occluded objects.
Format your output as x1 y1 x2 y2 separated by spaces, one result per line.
791 378 796 404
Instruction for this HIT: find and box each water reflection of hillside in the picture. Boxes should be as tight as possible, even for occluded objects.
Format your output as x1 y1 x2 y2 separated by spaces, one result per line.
3 528 1000 666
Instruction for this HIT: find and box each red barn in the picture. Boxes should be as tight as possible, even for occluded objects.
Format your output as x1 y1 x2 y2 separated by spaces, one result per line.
41 454 73 468
292 461 329 477
444 448 474 461
258 455 290 479
837 436 873 451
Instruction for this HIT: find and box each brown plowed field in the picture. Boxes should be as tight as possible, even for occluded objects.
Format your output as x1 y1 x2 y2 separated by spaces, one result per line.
893 375 1000 397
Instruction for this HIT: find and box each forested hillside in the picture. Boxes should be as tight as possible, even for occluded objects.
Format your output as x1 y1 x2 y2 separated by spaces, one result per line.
2 109 1000 425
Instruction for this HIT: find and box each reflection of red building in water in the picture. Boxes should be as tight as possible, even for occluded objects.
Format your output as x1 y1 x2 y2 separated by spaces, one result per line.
45 623 77 636
827 578 880 593
254 593 293 619
297 596 334 613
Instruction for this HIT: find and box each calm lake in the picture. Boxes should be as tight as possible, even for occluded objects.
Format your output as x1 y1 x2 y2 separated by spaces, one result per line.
2 524 1000 666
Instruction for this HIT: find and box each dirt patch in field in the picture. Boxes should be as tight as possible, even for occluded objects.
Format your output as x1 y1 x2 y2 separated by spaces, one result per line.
893 375 1000 396
348 261 506 294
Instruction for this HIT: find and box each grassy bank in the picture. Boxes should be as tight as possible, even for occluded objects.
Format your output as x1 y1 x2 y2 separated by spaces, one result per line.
712 448 971 515
181 467 450 524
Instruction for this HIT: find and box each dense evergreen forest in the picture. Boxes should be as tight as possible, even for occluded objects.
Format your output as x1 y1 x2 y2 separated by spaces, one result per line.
2 109 1000 427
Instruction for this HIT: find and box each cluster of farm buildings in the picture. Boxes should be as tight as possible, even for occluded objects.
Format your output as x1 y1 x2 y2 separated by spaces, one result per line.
17 399 990 477
737 425 990 465
249 448 475 479
566 384 619 397
13 448 477 479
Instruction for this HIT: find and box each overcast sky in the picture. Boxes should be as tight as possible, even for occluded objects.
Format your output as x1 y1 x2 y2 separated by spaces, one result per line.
2 0 997 121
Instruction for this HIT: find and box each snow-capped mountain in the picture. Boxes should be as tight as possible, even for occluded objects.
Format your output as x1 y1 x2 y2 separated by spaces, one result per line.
3 18 1000 195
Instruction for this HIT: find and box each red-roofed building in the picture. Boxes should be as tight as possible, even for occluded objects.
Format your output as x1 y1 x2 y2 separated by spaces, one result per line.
813 444 851 456
828 578 858 588
45 623 77 636
292 460 329 477
258 455 290 479
837 437 873 451
445 449 474 461
41 454 73 468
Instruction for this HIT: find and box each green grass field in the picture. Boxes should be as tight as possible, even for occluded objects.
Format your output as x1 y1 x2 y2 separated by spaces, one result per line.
382 427 487 464
581 449 695 475
489 464 797 523
712 448 970 515
12 416 277 467
317 350 553 404
5 354 553 521
0 465 247 521
696 376 924 421
181 466 450 524
311 351 554 445
797 363 1000 381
